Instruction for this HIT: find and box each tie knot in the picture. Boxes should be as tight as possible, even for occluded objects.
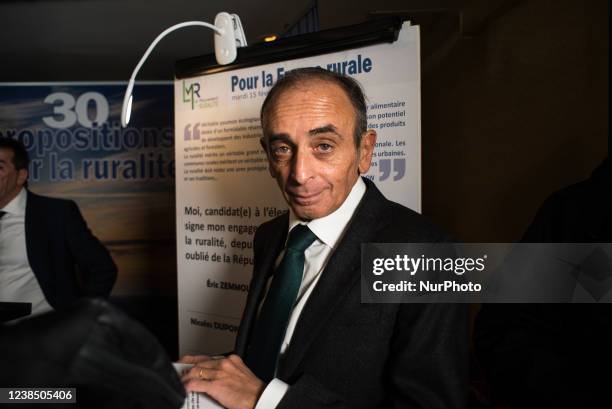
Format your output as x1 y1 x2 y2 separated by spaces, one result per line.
0 210 6 219
286 224 317 252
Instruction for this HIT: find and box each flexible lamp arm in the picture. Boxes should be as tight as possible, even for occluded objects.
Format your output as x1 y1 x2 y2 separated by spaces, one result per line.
121 13 246 127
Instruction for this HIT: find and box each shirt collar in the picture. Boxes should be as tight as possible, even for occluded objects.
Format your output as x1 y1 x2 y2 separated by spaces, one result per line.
288 177 366 249
1 187 27 216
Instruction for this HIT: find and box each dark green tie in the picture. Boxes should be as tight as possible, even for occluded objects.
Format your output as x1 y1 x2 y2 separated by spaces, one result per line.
246 224 317 382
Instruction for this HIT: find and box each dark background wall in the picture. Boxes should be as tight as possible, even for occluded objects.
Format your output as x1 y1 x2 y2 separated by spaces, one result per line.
420 0 608 242
0 0 312 80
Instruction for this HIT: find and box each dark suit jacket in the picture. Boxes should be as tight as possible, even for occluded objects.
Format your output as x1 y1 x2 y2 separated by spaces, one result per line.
235 178 469 409
25 190 117 310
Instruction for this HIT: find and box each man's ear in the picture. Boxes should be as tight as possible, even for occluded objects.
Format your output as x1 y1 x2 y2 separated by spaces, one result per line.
17 168 28 187
358 130 377 174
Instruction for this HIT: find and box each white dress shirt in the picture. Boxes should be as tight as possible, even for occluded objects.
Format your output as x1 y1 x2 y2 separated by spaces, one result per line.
255 177 367 409
0 188 53 316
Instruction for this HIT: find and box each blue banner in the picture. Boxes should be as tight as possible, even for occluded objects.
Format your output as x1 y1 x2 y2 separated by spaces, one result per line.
0 82 175 295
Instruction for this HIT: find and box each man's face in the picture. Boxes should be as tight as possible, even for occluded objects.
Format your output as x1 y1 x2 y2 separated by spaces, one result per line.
262 81 376 220
0 148 27 208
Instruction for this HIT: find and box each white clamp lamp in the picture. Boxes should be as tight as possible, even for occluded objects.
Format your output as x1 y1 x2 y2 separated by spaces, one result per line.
121 12 247 127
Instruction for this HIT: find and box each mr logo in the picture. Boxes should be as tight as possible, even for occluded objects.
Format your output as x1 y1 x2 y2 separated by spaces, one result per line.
182 80 201 109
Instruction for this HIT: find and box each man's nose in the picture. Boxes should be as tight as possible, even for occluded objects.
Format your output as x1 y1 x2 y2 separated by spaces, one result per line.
290 149 315 185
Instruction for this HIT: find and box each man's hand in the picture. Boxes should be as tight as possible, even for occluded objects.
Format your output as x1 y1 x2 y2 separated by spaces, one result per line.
180 354 265 409
179 354 213 365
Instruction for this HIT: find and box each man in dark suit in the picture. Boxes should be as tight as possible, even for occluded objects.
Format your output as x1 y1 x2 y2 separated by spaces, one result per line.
0 137 117 315
181 68 469 409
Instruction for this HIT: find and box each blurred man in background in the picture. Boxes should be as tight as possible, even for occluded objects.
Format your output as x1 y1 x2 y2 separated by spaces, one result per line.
0 137 117 318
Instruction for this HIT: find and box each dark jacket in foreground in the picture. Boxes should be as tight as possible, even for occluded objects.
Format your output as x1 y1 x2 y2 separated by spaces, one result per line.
235 177 469 409
0 298 184 409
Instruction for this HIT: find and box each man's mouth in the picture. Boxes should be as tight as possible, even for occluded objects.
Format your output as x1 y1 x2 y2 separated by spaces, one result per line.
287 190 323 205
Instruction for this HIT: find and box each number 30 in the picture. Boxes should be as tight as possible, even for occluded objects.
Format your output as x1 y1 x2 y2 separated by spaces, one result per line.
43 92 109 128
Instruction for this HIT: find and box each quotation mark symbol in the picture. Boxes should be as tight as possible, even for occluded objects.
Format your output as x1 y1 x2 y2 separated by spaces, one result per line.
184 123 201 141
379 159 406 181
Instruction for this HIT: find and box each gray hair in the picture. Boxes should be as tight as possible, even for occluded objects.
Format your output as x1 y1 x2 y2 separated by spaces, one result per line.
260 67 368 147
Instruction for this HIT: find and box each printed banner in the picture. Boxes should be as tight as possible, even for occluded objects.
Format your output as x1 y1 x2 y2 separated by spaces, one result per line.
175 23 421 354
0 82 175 296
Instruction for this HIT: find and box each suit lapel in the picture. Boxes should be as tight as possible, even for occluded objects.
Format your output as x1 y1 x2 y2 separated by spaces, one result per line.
278 179 391 379
235 213 288 356
24 191 46 285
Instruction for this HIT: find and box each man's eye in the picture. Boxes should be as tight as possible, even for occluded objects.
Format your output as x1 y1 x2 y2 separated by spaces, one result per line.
317 143 333 152
272 146 291 156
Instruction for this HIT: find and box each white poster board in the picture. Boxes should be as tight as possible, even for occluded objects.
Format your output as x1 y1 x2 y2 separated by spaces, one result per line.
175 22 420 355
